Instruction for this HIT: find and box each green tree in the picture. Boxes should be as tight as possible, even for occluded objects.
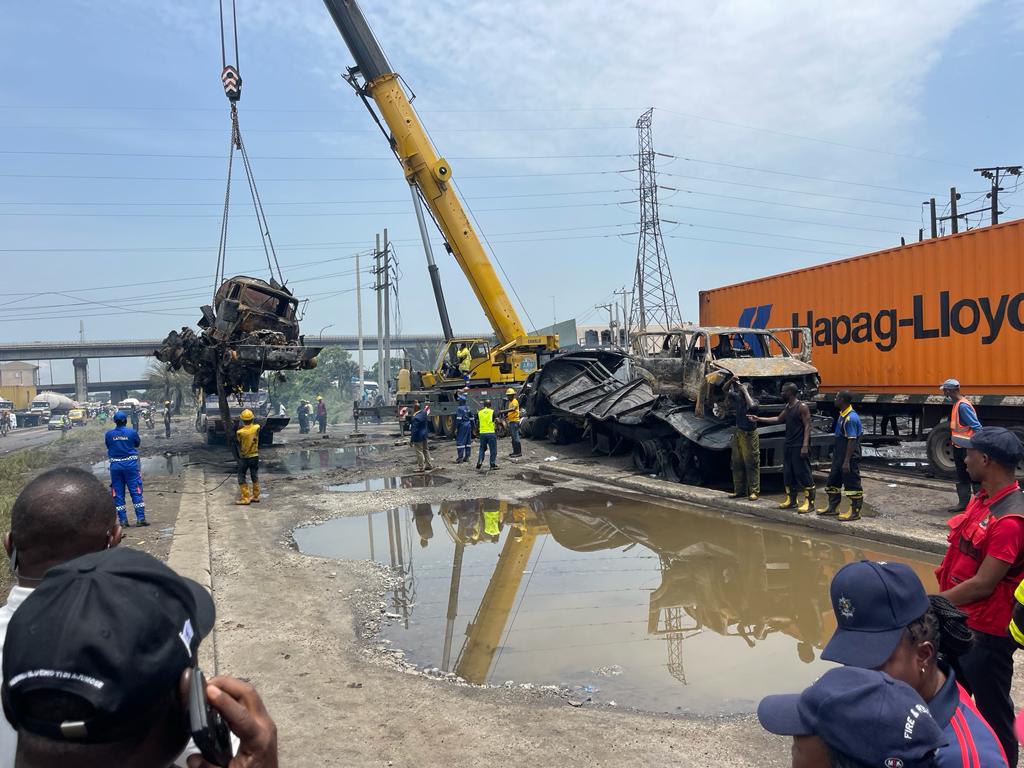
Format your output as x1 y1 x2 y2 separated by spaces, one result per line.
144 362 196 414
268 347 359 424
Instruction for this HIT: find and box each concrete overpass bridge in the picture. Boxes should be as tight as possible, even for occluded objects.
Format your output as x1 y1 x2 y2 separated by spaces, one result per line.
2 333 483 403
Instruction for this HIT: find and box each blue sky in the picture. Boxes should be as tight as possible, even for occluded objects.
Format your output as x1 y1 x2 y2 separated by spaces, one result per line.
1 0 1022 382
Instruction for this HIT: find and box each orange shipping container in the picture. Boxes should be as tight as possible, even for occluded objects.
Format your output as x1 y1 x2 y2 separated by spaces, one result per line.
699 219 1024 396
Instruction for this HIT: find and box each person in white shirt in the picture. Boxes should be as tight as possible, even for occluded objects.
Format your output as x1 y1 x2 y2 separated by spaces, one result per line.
0 466 123 768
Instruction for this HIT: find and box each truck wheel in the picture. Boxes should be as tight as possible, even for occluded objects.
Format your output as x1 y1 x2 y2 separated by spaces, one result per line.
632 440 660 474
442 415 456 439
547 419 580 445
926 425 956 479
673 438 714 486
430 414 444 436
520 417 535 439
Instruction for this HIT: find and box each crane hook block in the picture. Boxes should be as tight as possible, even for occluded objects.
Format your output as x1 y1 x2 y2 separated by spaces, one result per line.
431 158 452 184
221 66 242 102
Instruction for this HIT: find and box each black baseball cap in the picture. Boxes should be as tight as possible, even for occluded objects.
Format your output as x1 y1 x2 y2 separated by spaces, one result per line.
2 548 215 743
822 560 931 668
758 666 946 767
952 426 1024 466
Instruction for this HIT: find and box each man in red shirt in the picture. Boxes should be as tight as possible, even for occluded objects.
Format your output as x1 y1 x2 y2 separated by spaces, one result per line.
937 426 1024 767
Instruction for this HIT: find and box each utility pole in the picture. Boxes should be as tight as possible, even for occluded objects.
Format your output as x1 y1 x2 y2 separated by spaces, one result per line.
928 198 938 238
630 108 683 352
355 249 364 404
949 187 959 234
382 228 391 406
595 303 613 345
613 287 629 346
973 165 1021 226
375 234 384 398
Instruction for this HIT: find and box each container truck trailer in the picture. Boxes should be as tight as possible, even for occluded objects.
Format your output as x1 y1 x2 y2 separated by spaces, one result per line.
699 218 1024 477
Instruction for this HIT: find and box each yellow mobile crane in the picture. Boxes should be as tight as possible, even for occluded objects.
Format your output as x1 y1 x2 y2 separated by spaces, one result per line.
323 1 559 421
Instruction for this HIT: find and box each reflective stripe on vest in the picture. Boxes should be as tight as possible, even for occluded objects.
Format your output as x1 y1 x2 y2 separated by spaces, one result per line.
951 397 977 439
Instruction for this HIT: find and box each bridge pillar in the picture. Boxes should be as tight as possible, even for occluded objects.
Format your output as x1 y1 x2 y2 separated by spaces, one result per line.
109 388 128 404
72 358 89 403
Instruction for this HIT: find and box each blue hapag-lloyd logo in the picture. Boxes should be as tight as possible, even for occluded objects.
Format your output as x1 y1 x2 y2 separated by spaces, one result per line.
738 305 772 329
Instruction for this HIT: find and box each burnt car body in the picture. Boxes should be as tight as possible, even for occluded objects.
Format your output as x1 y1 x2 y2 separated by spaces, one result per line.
519 325 831 485
155 276 321 396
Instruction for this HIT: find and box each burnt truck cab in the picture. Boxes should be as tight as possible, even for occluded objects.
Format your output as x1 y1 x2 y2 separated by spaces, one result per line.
155 276 321 397
634 326 821 422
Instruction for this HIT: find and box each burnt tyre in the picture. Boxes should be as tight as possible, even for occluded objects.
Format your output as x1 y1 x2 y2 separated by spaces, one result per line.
673 438 716 486
926 425 956 479
520 417 535 439
632 439 661 474
546 418 581 445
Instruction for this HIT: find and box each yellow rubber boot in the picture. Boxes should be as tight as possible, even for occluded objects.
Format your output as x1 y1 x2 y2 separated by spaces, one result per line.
797 487 815 514
250 481 261 503
235 483 250 506
778 488 796 509
839 497 863 522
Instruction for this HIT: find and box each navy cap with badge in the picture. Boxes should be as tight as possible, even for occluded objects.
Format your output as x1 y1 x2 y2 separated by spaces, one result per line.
821 560 931 669
758 666 947 767
1 547 215 743
952 426 1024 466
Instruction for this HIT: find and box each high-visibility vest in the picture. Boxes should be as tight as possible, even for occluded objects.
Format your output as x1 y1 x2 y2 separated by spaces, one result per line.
478 408 495 434
457 347 471 372
950 397 977 440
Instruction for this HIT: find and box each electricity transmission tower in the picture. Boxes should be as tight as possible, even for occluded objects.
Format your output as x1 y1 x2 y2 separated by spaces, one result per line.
629 108 682 353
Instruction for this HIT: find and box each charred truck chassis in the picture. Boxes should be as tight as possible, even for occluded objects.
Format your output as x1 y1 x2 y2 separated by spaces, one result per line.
519 328 832 487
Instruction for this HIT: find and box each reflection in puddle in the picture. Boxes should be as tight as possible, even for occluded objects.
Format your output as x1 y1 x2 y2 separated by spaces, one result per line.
268 445 382 474
91 454 189 477
294 488 937 715
326 475 451 492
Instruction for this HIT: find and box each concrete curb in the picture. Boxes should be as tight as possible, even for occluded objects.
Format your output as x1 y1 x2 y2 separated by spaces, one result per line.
166 465 219 672
536 461 948 556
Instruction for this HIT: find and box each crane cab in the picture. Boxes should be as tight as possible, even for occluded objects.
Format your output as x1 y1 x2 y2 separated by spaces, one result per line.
429 337 539 389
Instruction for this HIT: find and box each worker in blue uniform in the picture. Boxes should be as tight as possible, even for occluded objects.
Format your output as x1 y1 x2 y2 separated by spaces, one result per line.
104 410 148 528
454 394 473 464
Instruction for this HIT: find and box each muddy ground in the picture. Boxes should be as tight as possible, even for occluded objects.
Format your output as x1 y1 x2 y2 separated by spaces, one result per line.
17 416 1024 766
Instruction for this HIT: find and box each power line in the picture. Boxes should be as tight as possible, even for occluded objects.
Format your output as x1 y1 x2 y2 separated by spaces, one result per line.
0 149 628 162
0 169 624 182
657 201 903 234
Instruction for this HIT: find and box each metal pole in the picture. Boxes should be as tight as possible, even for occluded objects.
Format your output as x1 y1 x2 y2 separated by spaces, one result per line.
929 198 938 238
355 249 365 403
950 187 959 235
375 235 384 397
992 170 1000 225
383 228 391 406
410 185 453 340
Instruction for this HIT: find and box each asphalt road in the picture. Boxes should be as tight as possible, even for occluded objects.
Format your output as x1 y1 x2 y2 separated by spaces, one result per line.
0 425 62 457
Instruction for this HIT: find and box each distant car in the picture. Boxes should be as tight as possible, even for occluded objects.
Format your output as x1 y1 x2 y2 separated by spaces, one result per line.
68 408 86 425
47 416 68 431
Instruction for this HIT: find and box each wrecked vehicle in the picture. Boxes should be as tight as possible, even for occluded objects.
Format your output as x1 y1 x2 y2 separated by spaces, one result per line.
519 325 831 485
154 276 321 446
155 276 320 395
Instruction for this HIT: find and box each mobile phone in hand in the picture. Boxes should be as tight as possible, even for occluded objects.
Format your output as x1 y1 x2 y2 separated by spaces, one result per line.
188 667 234 766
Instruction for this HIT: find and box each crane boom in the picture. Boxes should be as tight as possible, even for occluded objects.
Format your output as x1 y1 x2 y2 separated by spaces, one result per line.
323 0 529 346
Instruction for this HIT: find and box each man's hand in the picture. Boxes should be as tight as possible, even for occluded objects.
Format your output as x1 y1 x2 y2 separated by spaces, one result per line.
187 676 278 768
800 445 809 458
747 414 759 423
842 461 851 474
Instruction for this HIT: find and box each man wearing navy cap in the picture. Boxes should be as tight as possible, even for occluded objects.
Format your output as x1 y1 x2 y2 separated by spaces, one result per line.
758 666 946 767
936 426 1024 766
2 548 278 767
942 378 983 513
823 560 1008 768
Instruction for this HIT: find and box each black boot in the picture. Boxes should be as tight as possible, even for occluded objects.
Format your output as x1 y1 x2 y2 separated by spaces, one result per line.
817 491 842 517
947 483 972 513
839 497 863 522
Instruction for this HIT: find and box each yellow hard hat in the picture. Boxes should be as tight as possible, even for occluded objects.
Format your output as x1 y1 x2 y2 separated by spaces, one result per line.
505 388 515 395
316 395 323 400
240 409 254 421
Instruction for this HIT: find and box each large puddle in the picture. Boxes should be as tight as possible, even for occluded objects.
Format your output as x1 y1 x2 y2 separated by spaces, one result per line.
294 486 938 715
327 475 452 492
266 445 384 475
91 454 190 477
